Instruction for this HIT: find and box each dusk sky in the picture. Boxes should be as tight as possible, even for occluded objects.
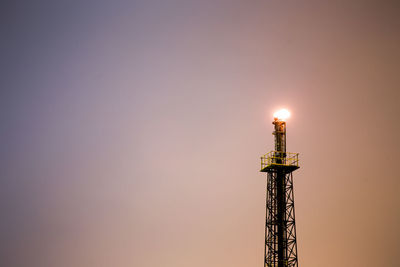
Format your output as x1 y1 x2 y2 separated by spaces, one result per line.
1 1 400 266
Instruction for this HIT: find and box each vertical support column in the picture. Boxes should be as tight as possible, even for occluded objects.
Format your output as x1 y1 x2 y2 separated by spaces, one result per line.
284 172 298 267
277 170 286 267
265 171 276 267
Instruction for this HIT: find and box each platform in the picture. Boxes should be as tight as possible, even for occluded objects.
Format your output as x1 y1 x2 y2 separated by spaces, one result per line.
260 151 299 172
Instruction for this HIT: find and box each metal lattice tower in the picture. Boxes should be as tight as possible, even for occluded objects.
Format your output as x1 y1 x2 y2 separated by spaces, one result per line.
260 112 300 267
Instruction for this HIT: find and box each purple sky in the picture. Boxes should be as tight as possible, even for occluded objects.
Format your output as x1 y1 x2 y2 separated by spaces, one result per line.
1 1 400 266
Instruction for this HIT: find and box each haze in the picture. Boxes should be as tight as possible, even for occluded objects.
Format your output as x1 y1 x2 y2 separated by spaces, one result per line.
1 1 400 267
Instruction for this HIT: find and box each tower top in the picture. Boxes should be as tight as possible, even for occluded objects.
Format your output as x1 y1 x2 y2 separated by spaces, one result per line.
260 108 299 172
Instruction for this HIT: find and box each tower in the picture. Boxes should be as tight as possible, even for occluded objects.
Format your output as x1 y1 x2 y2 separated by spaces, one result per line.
260 109 300 267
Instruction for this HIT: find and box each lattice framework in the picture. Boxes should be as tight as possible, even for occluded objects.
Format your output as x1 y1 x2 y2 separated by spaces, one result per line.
264 170 298 267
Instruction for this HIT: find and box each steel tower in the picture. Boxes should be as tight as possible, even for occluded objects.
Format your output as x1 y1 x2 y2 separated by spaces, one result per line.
260 110 300 267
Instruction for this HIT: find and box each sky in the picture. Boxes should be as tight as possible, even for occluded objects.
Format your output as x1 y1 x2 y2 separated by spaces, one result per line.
1 1 400 266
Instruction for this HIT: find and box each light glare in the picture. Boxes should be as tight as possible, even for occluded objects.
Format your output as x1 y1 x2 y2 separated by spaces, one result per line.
273 109 290 121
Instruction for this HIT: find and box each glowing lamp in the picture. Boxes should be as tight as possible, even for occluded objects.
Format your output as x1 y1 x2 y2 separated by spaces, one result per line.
273 109 290 121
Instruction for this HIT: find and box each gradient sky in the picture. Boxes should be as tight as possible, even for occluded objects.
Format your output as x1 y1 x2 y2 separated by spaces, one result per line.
1 1 400 267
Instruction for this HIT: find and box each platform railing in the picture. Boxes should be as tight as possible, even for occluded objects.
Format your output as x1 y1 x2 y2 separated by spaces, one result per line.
261 151 299 170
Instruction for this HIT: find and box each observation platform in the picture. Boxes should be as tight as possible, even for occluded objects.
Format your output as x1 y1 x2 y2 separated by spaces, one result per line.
260 151 299 172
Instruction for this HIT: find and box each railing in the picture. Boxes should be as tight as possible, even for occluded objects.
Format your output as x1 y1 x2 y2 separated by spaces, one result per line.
261 151 299 170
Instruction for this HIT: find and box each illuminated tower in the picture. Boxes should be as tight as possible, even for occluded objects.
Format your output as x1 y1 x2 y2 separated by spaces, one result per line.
260 109 300 267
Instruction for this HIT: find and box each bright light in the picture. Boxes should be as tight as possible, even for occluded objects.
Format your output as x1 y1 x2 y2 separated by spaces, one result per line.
273 109 290 121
